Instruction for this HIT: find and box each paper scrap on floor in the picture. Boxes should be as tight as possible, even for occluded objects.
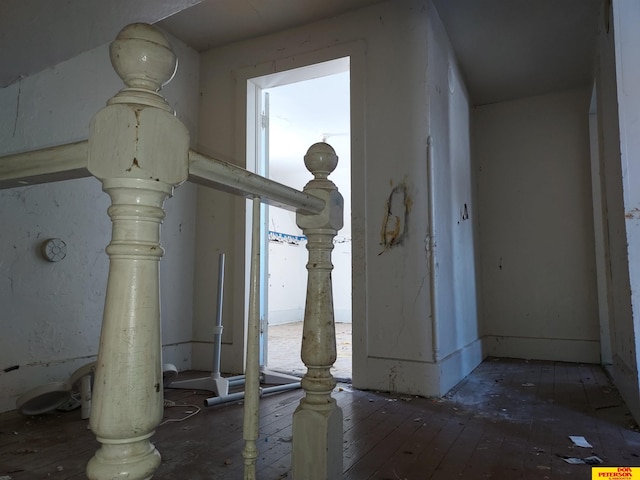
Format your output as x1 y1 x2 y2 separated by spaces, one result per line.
561 455 603 465
569 435 593 448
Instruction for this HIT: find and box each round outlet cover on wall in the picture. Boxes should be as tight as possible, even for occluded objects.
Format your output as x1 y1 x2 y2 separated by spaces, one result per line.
41 238 67 262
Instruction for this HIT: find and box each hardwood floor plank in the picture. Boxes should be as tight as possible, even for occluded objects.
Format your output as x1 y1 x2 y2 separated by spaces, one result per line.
344 398 434 479
343 399 416 471
387 407 473 479
458 424 509 478
368 404 450 479
427 414 486 480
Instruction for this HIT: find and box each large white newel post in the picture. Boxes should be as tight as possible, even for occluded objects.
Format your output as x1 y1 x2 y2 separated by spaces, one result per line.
86 24 188 480
293 143 344 479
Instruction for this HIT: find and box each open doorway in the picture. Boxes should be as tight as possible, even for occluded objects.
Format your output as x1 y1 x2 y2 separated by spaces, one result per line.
247 58 352 382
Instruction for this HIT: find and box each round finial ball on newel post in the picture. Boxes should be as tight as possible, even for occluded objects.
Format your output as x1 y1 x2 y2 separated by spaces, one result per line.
109 23 177 92
304 142 338 181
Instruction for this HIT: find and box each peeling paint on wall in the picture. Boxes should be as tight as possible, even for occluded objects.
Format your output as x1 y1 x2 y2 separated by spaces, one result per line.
624 207 640 219
389 365 398 392
268 230 306 246
379 180 412 255
12 82 21 137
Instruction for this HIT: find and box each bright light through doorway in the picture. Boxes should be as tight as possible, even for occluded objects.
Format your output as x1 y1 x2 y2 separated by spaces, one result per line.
260 67 353 382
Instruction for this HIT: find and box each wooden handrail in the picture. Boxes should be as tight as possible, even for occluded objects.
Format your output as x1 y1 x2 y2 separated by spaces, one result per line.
0 140 89 189
0 143 325 215
188 149 325 214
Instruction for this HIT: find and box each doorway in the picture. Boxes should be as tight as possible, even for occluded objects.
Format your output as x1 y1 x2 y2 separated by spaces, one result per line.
246 58 352 381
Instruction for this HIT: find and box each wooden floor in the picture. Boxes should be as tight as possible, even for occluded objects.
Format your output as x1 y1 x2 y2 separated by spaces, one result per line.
1 358 639 479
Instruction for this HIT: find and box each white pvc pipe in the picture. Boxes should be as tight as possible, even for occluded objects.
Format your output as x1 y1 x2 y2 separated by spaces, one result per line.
242 197 262 480
426 136 440 362
205 391 246 407
203 382 301 408
212 253 225 377
80 374 92 420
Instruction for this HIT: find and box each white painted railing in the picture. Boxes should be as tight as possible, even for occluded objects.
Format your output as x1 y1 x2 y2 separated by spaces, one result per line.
0 140 89 189
0 23 343 480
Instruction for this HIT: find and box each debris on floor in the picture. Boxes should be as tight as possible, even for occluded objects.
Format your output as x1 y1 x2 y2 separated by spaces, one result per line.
568 435 593 448
560 455 603 465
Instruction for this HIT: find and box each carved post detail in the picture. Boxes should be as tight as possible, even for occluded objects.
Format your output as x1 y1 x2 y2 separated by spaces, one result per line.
293 143 344 479
86 24 189 480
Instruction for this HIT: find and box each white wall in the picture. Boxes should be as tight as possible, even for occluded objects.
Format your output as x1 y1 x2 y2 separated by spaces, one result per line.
266 180 307 327
195 0 479 397
267 207 352 326
427 4 482 393
474 88 600 363
588 86 613 366
0 32 199 413
594 0 640 423
268 239 308 326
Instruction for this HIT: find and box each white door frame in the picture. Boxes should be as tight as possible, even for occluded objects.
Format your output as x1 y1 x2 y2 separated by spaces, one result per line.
234 41 366 381
246 57 349 369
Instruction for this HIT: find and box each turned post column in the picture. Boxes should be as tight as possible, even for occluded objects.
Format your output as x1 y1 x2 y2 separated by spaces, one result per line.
86 24 189 480
292 143 344 479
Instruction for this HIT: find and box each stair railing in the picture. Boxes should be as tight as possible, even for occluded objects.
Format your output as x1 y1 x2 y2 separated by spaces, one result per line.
0 22 344 480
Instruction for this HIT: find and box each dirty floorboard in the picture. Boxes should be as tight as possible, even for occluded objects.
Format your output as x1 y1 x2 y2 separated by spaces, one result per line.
1 357 639 479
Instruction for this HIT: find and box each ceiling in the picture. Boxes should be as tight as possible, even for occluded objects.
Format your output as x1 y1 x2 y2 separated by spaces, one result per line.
0 0 380 88
0 0 201 88
158 0 383 52
432 0 603 105
0 0 602 105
